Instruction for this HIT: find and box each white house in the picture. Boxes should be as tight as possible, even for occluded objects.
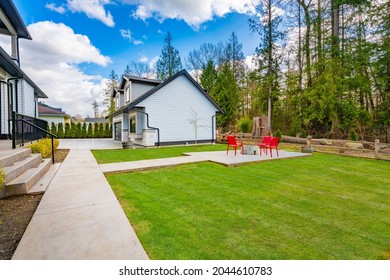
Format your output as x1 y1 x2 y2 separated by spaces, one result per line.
111 70 223 146
0 0 48 139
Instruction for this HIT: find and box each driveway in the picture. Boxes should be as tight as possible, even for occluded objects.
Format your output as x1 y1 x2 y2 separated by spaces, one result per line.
58 139 122 150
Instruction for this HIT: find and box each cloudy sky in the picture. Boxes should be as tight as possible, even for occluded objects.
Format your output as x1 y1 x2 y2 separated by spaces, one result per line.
3 0 262 117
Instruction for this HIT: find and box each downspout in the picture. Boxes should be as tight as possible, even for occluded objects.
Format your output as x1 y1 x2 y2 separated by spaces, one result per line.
7 77 21 139
211 115 216 144
135 110 160 147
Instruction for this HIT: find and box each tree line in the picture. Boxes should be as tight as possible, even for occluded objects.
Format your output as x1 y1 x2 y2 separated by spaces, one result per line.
104 0 389 141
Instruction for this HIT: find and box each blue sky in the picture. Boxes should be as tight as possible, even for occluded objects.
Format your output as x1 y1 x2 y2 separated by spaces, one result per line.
7 0 261 117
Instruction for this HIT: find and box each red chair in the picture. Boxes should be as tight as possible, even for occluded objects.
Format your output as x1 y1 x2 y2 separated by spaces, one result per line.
226 135 243 156
257 136 272 156
268 137 279 157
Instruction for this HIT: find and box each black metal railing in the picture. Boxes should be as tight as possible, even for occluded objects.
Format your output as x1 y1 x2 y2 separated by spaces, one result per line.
11 111 57 164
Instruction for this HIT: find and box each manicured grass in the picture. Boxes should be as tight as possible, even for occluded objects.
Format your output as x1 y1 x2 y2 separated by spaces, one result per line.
92 144 226 164
106 153 390 259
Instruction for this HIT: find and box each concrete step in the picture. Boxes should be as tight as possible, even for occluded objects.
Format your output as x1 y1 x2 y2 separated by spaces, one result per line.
3 153 42 183
0 148 31 169
5 158 52 195
28 163 61 194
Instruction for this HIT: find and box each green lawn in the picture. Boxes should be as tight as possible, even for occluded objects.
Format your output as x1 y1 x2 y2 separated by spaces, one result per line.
92 144 226 164
105 153 390 260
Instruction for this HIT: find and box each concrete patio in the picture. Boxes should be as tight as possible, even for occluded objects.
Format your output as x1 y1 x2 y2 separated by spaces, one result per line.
100 149 312 173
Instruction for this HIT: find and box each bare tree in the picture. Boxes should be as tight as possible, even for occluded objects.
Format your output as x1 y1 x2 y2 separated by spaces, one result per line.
187 107 208 144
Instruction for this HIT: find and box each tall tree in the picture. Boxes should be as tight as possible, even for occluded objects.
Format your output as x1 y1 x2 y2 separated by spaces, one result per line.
249 0 285 134
224 32 245 83
103 70 119 118
214 63 240 129
156 32 182 80
92 99 99 118
124 61 154 78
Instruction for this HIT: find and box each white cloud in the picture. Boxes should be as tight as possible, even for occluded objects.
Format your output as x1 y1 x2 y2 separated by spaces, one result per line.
130 0 260 29
120 28 144 45
67 0 115 27
120 29 132 39
45 3 67 14
133 40 144 45
2 21 111 117
138 56 148 63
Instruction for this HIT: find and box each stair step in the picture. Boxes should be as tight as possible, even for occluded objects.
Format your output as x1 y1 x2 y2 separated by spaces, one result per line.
0 148 31 169
5 158 52 195
3 153 42 183
28 163 61 194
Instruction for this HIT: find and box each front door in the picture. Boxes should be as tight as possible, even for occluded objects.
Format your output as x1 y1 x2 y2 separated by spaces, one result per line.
114 122 122 141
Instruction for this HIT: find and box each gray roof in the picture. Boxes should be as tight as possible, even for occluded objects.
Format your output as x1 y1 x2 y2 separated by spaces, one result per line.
0 0 32 40
113 70 223 116
84 118 108 123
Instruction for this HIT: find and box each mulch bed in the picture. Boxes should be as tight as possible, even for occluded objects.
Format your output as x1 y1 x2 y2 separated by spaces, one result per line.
0 149 69 260
0 194 42 260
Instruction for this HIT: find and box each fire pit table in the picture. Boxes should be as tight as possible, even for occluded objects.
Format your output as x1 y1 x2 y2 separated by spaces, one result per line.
242 145 259 155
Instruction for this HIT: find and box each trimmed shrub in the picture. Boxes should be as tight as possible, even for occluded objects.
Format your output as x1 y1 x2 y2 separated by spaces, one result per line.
104 123 111 138
87 123 93 138
349 129 359 141
93 123 100 138
75 122 82 138
64 123 71 138
57 123 64 138
237 117 251 133
30 138 60 158
275 129 283 142
81 123 87 138
50 122 57 136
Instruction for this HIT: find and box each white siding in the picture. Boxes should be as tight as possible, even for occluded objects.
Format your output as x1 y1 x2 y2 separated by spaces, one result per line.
22 80 35 117
131 83 155 101
137 75 218 143
39 116 64 125
0 81 8 134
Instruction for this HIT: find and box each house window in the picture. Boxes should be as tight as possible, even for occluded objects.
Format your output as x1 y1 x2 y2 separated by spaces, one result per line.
130 116 136 133
125 87 130 103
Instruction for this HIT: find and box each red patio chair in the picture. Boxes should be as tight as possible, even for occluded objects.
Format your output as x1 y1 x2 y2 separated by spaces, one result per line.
226 135 243 156
257 135 272 156
268 137 279 157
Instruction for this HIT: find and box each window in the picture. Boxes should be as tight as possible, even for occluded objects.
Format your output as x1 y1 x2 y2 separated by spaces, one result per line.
130 116 136 133
125 87 130 103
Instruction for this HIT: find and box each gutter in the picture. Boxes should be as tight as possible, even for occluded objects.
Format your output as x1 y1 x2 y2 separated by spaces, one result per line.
134 110 160 147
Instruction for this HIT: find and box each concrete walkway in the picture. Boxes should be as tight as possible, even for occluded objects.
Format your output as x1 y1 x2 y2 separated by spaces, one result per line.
12 149 148 260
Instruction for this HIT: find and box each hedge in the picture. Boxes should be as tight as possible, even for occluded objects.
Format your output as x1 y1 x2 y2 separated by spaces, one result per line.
47 122 112 139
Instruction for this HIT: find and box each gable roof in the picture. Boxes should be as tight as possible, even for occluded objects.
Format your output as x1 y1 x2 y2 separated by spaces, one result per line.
122 75 162 88
127 70 223 113
38 102 69 116
0 0 32 40
0 46 47 98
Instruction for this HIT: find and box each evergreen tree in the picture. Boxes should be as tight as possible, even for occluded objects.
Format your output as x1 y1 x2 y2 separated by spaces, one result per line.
57 123 64 138
224 32 245 83
104 123 111 138
103 70 119 119
50 122 57 136
200 60 218 98
156 32 182 80
214 63 239 129
249 0 285 134
99 123 104 138
81 122 87 138
93 123 100 138
64 123 71 138
87 123 93 138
